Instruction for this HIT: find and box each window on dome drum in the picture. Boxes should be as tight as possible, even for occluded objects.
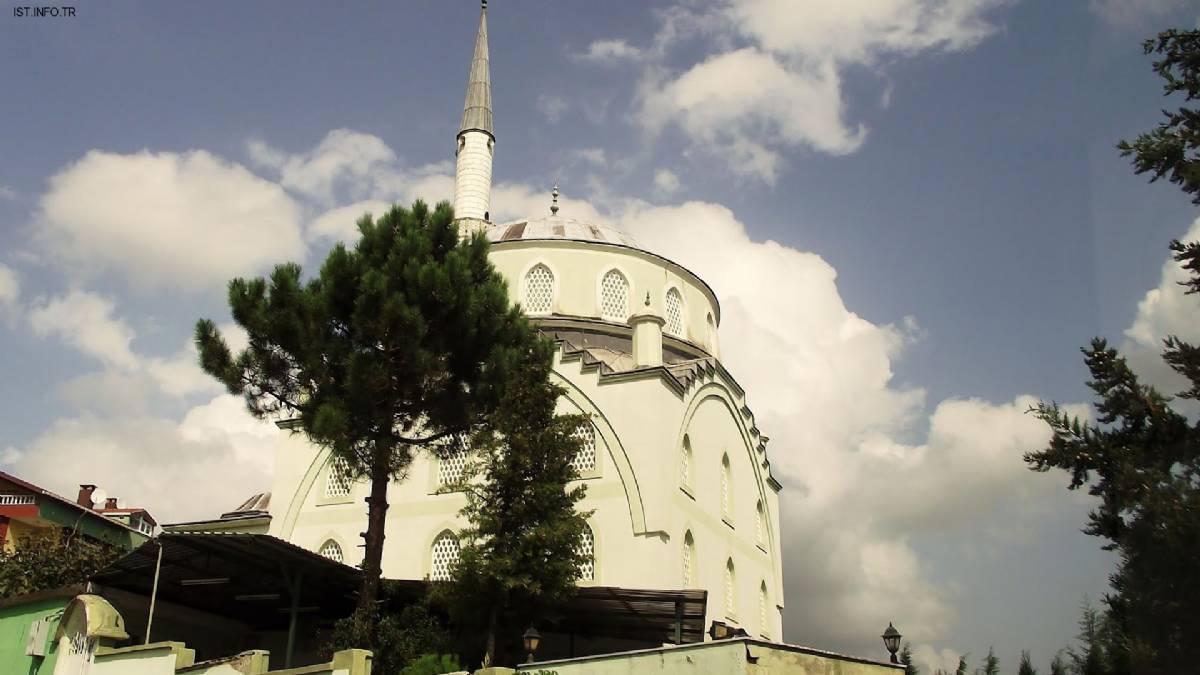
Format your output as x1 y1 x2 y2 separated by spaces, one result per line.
431 531 460 581
570 423 597 474
725 558 736 618
577 525 595 581
756 500 765 547
523 263 554 315
325 456 352 499
599 269 630 322
706 313 717 352
759 582 769 637
665 287 684 337
319 539 344 564
680 436 693 492
721 454 732 521
437 436 470 488
682 531 695 587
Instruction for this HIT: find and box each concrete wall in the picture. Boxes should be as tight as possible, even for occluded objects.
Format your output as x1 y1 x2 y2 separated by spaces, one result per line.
86 644 369 675
516 639 903 675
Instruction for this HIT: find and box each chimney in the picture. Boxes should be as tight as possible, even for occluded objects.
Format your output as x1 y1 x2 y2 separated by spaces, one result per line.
104 497 118 509
629 304 665 368
77 484 97 508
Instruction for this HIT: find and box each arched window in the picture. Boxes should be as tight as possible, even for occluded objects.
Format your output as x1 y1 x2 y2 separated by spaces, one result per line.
437 436 470 488
570 423 597 474
725 558 736 618
665 287 684 337
325 456 351 498
599 269 630 322
721 454 732 520
431 531 460 581
759 581 769 637
318 539 344 563
682 531 695 586
706 313 718 354
756 500 765 547
577 525 595 581
680 436 693 491
523 263 554 315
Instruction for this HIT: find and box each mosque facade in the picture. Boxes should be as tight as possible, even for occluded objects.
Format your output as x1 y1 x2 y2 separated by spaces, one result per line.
266 2 784 641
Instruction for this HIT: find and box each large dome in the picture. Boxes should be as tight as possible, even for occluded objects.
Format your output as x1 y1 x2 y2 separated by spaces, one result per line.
486 214 639 248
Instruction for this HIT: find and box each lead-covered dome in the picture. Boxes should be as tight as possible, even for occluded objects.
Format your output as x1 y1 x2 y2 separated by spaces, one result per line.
486 215 639 248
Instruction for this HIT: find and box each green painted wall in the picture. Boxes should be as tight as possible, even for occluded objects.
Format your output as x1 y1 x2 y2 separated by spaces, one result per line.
0 595 70 675
37 500 143 549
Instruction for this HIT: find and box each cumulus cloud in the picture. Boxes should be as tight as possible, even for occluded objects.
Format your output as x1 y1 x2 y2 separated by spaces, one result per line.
654 168 682 194
574 39 645 64
38 149 305 292
536 94 570 123
619 0 1008 181
2 395 276 523
29 291 138 369
308 199 394 245
248 129 396 204
1090 0 1188 28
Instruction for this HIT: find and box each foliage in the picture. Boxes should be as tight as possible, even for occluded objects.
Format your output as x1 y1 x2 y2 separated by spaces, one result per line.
955 655 969 675
1116 29 1200 205
398 653 462 675
433 337 592 666
975 647 999 675
901 642 919 675
195 200 535 614
0 528 122 599
1018 650 1037 675
1049 652 1068 675
325 602 452 675
1027 27 1200 675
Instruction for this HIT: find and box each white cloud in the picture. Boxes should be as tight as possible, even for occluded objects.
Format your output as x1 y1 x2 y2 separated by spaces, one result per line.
1090 0 1187 28
0 184 15 200
308 199 394 245
38 149 305 292
575 39 645 63
572 148 608 167
29 291 139 369
2 396 276 523
249 129 396 204
654 168 681 194
536 94 570 123
624 0 1008 181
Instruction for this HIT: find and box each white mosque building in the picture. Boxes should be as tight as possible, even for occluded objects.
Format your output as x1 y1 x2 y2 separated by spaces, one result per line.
264 2 785 643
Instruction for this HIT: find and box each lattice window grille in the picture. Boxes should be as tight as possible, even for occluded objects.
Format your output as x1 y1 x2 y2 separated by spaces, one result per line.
600 270 629 322
319 540 344 563
438 437 470 488
725 560 736 616
523 264 554 315
325 456 352 498
680 441 692 489
431 532 460 581
760 583 769 636
665 288 684 337
682 533 694 586
577 527 595 581
570 424 597 474
756 502 764 545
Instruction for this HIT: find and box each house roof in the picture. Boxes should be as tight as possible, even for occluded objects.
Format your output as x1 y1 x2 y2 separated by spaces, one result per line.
0 470 149 537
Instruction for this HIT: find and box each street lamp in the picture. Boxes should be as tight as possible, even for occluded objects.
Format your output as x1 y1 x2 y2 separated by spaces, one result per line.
881 623 902 664
523 626 541 664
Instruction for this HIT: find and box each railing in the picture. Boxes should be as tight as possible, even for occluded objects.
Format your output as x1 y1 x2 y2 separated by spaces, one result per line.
0 494 36 506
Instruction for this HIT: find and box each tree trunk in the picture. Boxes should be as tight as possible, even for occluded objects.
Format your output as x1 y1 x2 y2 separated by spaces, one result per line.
356 457 391 615
485 605 498 667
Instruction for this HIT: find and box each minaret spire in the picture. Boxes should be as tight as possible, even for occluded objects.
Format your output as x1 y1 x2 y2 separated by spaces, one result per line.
453 1 495 235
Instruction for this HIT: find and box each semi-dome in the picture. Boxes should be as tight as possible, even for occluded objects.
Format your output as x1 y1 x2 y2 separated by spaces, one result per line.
486 214 639 248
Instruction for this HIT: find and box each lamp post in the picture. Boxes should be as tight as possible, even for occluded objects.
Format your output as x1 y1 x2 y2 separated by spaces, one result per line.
523 626 541 664
881 623 902 664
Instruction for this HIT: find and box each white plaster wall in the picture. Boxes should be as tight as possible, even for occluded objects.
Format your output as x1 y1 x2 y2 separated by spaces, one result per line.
489 241 720 356
453 131 492 221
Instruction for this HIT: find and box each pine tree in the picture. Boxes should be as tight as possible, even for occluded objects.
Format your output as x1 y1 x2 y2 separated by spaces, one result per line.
1027 27 1200 675
1067 599 1109 675
901 642 919 675
955 655 969 675
195 200 535 618
436 336 592 666
1049 652 1068 675
977 647 999 675
1018 650 1037 675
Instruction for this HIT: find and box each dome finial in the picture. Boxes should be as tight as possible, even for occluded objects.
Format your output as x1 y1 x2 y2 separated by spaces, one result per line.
550 182 560 215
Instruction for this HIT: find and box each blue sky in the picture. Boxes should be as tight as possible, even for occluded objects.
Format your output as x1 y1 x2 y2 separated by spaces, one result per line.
2 1 1198 672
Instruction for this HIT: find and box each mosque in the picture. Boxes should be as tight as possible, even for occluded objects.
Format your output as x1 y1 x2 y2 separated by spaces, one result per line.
264 1 784 645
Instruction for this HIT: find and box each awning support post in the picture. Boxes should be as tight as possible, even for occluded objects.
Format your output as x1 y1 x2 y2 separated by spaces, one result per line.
674 598 684 644
145 539 164 645
283 568 304 668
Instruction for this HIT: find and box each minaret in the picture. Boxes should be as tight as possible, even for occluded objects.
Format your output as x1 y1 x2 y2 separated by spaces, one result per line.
454 1 494 237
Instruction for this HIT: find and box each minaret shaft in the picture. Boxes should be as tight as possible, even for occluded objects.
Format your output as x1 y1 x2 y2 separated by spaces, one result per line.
454 3 494 235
